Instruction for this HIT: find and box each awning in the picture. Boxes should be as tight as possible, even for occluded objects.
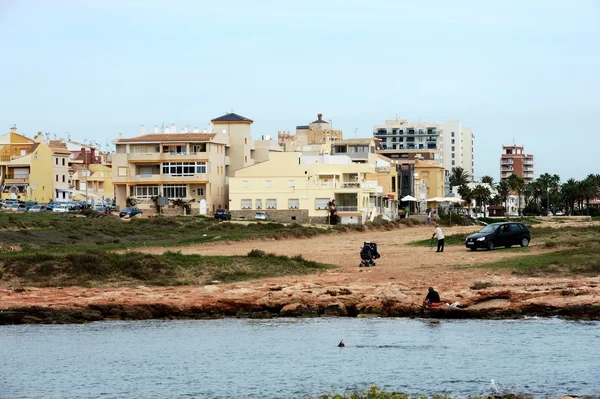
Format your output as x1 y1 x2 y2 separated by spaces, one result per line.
401 195 417 202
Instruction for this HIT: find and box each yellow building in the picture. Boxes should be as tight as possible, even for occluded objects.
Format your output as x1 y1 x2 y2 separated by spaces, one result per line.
278 114 343 153
0 132 70 202
414 159 445 210
70 163 114 202
229 152 385 224
0 126 35 163
112 113 280 213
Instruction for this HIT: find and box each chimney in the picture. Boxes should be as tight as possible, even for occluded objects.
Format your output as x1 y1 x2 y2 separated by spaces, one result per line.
90 147 96 164
119 133 123 139
10 125 17 132
34 131 44 143
154 125 159 134
193 126 199 133
140 124 145 135
171 123 176 133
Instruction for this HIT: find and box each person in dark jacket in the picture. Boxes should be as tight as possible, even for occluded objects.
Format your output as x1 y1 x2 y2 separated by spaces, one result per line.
423 287 442 308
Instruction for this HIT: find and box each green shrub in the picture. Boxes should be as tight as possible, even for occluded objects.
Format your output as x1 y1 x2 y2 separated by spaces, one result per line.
248 249 266 258
470 281 493 290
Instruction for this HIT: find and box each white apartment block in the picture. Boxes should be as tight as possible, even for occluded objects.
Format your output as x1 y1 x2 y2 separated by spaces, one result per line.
373 118 475 186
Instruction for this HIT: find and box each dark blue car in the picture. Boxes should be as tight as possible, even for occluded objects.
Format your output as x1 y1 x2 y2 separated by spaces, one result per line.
119 207 143 218
465 222 531 251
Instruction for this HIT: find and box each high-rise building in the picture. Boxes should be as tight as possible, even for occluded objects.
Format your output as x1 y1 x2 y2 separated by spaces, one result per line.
372 118 475 182
500 145 534 183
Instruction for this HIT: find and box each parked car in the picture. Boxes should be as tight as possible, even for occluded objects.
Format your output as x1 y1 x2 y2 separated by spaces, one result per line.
119 207 143 218
554 211 564 216
52 204 70 213
3 199 19 209
24 201 39 210
214 208 231 221
465 222 531 251
255 211 270 220
10 204 27 212
28 205 49 213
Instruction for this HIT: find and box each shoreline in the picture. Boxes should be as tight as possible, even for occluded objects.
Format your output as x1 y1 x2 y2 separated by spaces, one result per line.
3 293 600 325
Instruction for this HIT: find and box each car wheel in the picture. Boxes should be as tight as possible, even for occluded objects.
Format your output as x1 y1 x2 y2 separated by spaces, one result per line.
520 237 530 247
470 247 477 251
487 241 495 251
505 244 512 249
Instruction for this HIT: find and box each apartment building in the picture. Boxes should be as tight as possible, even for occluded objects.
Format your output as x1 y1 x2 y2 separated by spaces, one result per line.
0 131 70 202
278 113 343 153
229 151 389 224
500 145 534 183
112 113 279 213
373 118 475 186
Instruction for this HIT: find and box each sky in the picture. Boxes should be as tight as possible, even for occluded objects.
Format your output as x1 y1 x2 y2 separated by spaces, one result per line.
1 0 599 181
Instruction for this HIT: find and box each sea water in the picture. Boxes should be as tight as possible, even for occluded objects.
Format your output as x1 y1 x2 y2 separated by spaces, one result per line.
1 318 598 398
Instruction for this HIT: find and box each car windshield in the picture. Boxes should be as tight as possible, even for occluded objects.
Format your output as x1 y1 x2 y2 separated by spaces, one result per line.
478 225 498 234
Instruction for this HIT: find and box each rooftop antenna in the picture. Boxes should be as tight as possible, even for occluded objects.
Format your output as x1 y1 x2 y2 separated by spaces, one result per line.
355 128 358 138
513 137 516 146
67 132 71 141
161 122 165 133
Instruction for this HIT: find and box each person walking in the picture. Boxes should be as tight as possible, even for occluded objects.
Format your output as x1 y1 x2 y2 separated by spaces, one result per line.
432 223 445 252
426 209 432 224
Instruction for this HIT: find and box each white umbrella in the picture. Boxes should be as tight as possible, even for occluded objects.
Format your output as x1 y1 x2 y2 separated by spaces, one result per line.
401 195 417 202
442 197 465 203
426 197 444 202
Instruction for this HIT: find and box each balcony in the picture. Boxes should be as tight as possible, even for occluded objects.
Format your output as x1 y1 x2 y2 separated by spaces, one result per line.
127 152 208 162
501 160 514 164
113 173 210 184
5 174 29 184
337 206 358 212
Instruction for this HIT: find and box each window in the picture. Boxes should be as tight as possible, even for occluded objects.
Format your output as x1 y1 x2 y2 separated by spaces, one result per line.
62 175 65 183
241 199 252 209
135 185 160 198
349 145 368 153
451 146 455 151
197 188 204 196
191 144 206 153
288 199 299 209
55 158 58 165
244 138 248 145
266 199 277 209
118 167 128 177
452 161 455 166
334 145 347 153
452 153 455 158
244 156 247 163
315 198 329 210
162 162 206 176
265 180 271 188
133 146 141 154
163 184 186 198
256 199 262 209
451 132 455 137
288 180 295 188
451 139 455 144
55 174 58 182
62 158 65 166
242 180 249 188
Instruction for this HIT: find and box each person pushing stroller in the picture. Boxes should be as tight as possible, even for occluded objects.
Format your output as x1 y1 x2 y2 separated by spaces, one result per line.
359 241 380 267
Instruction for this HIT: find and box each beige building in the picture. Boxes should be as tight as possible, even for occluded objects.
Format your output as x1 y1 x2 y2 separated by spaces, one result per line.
229 151 392 224
112 113 280 213
278 113 343 153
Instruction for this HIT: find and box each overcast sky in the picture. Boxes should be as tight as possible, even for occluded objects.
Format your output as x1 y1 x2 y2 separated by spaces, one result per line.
1 0 598 181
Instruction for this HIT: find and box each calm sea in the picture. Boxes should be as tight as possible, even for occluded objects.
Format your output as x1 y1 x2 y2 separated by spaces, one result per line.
1 318 598 398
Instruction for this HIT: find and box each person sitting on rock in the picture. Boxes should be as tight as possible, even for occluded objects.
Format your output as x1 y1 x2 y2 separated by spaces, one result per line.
423 287 442 308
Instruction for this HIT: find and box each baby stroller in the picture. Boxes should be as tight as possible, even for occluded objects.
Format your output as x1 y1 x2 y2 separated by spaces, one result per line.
359 241 380 267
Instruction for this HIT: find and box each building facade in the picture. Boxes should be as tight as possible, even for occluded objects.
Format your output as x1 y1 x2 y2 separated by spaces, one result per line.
500 145 534 184
229 152 387 224
112 113 280 213
373 118 475 189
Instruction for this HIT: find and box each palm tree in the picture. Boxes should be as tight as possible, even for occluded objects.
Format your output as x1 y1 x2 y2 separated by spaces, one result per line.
507 174 525 215
457 184 474 215
449 167 471 188
561 179 578 214
480 175 495 187
472 184 492 217
497 180 510 211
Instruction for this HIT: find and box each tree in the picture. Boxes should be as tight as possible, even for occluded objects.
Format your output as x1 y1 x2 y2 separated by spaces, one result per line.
472 184 492 217
497 181 510 211
457 184 473 215
449 167 470 188
480 175 495 187
507 174 525 214
560 179 578 214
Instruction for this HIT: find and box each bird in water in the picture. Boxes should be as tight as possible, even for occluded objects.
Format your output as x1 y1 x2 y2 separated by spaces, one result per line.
490 379 501 395
338 339 345 347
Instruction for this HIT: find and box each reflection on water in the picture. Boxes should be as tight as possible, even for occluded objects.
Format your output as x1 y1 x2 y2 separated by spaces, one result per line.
1 318 599 399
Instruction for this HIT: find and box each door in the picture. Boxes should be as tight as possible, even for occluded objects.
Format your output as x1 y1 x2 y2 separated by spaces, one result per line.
496 224 511 246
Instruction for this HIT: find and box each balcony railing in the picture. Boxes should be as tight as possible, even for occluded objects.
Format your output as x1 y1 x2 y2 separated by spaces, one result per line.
6 174 29 179
337 206 358 212
127 152 207 162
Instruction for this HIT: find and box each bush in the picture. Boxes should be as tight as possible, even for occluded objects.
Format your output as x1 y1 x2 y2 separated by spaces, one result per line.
248 249 266 258
470 281 493 290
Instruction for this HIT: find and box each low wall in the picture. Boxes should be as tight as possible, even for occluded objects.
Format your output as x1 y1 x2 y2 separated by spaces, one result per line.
231 209 310 224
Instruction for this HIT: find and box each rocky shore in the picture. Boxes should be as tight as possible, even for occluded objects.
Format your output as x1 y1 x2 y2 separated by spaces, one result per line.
2 283 600 325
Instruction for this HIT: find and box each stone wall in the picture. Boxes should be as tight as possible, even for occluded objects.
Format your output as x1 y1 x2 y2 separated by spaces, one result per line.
231 209 310 224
